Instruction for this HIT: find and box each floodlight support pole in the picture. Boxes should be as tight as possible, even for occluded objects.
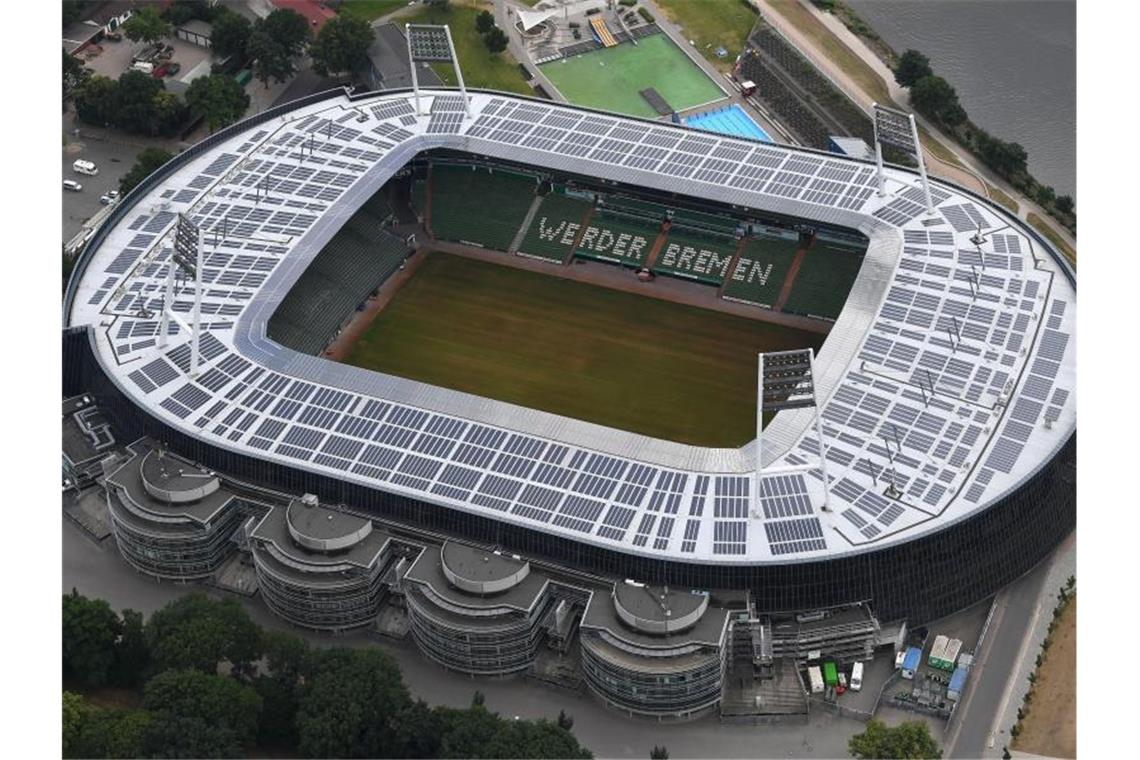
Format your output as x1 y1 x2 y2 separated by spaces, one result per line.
190 227 203 377
443 24 471 117
158 260 176 348
755 352 764 513
809 348 831 512
872 102 886 197
910 113 935 214
407 24 422 116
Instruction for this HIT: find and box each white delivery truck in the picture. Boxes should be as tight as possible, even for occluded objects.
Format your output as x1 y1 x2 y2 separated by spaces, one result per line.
807 665 824 694
72 159 98 176
850 661 864 691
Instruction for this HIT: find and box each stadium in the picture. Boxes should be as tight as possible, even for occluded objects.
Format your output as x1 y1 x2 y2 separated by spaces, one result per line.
63 84 1075 718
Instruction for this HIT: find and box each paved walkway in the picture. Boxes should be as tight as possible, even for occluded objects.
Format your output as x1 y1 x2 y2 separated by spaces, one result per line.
944 531 1076 758
749 0 1076 252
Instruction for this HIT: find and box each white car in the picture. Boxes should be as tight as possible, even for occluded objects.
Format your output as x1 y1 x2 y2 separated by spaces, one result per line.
100 190 120 205
63 179 83 192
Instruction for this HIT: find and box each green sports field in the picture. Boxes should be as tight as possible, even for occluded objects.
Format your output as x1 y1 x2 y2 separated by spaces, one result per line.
540 34 725 119
342 253 824 447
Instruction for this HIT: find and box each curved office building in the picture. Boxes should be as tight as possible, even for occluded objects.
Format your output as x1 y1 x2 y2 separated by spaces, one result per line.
402 541 557 675
579 583 732 718
250 494 392 631
104 438 246 581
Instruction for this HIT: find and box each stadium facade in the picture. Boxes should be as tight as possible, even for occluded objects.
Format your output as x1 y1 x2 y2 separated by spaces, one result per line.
64 87 1075 717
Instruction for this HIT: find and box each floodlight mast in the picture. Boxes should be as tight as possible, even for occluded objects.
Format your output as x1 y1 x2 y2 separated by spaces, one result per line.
755 349 832 513
909 112 935 215
189 223 203 377
809 348 831 512
406 23 422 116
442 24 471 117
872 104 936 215
872 101 886 197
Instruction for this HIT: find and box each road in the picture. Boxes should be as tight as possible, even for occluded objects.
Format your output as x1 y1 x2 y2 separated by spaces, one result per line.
749 0 1076 253
944 532 1075 758
66 518 904 759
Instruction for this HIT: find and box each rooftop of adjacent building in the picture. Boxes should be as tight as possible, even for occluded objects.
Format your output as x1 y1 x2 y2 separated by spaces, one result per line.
104 438 235 525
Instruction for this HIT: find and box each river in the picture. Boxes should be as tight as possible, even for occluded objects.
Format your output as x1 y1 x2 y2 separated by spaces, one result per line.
847 0 1076 199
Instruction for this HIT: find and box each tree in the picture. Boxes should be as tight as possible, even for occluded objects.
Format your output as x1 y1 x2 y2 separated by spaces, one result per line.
894 49 933 88
484 27 509 54
142 714 243 758
436 705 592 759
143 669 263 749
120 148 173 196
393 700 442 759
145 592 263 675
1036 184 1056 207
74 708 154 759
63 1 92 27
211 8 253 60
557 709 574 731
1055 195 1074 215
122 6 171 44
252 630 313 750
112 69 165 134
63 590 122 687
163 0 214 26
848 719 942 759
151 89 188 136
73 75 118 127
63 49 89 97
110 609 151 688
295 647 412 758
908 75 963 126
186 74 250 132
63 692 90 758
476 10 495 34
975 132 1028 179
651 746 670 760
310 14 376 79
249 9 312 87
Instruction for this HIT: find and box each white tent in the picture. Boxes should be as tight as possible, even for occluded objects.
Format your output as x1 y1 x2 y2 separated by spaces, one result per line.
517 8 557 33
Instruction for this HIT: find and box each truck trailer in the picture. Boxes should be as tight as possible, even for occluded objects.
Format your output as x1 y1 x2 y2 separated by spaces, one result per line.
807 665 824 694
823 661 839 687
948 666 970 701
901 646 922 680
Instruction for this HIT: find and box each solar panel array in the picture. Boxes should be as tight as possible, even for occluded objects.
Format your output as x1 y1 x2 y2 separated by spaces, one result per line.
71 90 1076 564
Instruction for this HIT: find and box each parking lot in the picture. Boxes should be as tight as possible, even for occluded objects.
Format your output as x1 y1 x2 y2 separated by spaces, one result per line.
76 34 213 94
62 132 139 243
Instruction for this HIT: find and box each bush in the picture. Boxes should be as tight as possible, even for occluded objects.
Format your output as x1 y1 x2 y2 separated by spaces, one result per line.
638 7 654 23
618 0 637 6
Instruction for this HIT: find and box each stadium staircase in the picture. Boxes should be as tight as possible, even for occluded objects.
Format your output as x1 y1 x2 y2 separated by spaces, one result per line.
717 237 751 298
773 244 807 312
509 195 545 255
267 194 411 355
720 614 809 721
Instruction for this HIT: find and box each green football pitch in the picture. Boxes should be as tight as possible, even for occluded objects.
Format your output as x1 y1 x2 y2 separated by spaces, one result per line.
540 34 726 119
342 253 824 447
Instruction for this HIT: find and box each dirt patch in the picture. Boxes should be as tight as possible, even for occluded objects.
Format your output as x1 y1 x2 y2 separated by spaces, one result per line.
1012 596 1076 758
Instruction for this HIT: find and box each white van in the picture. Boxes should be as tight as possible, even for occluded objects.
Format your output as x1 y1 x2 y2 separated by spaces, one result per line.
850 661 864 692
130 60 154 74
72 159 98 176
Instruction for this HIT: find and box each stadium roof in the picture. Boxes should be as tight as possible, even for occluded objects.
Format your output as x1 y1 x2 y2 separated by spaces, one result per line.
66 88 1075 567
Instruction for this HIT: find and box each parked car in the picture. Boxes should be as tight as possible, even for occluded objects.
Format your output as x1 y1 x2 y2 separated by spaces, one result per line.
104 30 122 42
164 62 181 77
72 159 98 176
63 179 83 192
152 64 169 78
100 190 120 205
